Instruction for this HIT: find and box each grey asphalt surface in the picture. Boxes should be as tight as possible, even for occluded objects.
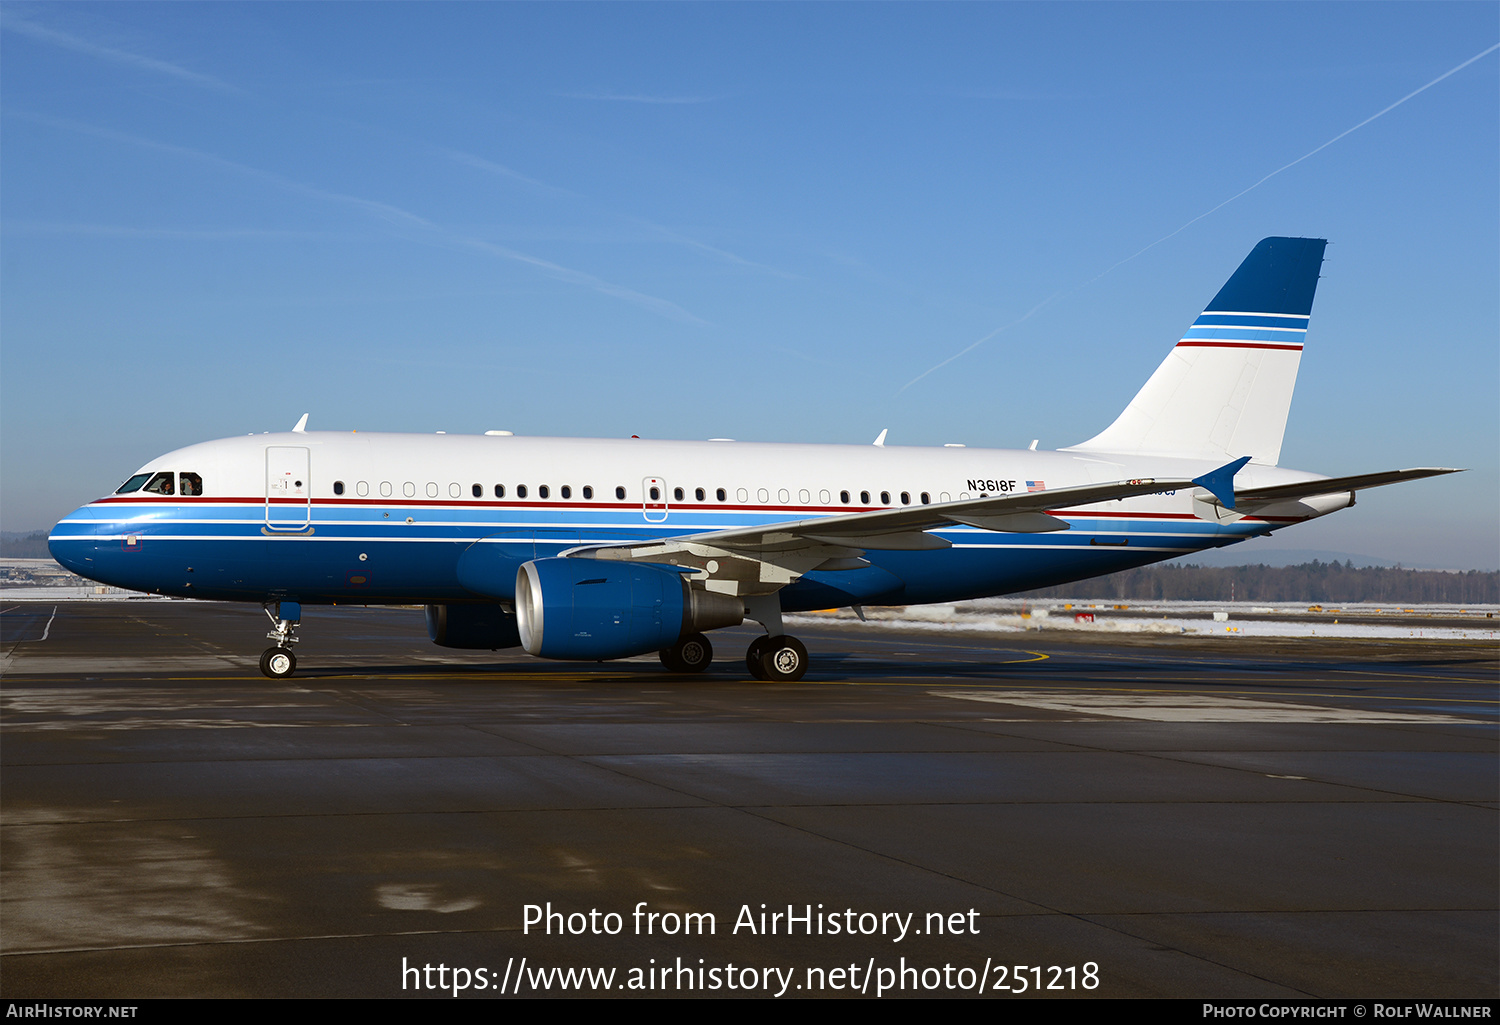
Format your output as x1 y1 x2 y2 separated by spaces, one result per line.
2 600 1495 999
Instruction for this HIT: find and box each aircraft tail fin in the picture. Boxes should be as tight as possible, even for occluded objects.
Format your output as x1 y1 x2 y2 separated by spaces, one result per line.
1064 236 1328 466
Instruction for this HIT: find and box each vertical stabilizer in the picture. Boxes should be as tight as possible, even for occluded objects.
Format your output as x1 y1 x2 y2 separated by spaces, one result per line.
1064 237 1327 465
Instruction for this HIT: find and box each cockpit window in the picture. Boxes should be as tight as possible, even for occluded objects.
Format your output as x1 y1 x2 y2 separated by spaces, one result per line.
143 472 175 495
179 473 202 497
115 473 152 494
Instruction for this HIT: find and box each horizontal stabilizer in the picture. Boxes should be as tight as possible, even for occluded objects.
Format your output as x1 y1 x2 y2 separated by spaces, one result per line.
1235 467 1462 504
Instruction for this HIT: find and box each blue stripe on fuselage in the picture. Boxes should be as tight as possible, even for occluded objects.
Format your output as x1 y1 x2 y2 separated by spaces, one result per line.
49 499 1273 605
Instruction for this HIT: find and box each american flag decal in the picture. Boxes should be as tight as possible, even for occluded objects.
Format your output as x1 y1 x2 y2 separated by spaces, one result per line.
1026 481 1045 492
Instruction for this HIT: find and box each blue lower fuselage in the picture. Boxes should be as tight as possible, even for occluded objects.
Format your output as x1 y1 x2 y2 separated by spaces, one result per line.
49 497 1271 611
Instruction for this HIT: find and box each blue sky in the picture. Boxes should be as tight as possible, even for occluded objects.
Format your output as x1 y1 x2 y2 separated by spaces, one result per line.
3 3 1496 569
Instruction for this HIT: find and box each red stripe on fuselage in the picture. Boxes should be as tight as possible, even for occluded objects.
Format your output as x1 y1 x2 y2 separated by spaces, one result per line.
1175 341 1304 352
86 496 1300 524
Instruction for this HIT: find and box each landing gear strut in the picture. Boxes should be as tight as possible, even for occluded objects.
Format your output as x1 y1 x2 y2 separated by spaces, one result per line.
260 601 301 679
660 632 713 673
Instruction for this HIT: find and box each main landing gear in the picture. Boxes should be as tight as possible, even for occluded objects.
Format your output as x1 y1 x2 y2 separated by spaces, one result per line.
660 632 714 673
658 631 809 681
746 635 808 682
260 601 302 679
658 630 808 681
740 593 808 682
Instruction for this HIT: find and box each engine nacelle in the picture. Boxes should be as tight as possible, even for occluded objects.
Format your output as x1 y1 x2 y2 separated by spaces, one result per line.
515 558 743 660
425 603 522 649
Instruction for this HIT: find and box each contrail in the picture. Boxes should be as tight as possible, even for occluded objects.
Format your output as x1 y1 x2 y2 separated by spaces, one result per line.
900 42 1500 394
1 13 241 92
896 293 1060 394
1092 41 1500 280
15 114 708 325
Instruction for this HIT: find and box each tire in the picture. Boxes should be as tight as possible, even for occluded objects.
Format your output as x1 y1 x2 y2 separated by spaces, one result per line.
660 633 713 673
759 635 807 682
260 646 297 679
745 636 770 681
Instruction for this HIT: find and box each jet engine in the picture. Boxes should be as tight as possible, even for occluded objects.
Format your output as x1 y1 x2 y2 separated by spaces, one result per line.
515 558 742 660
425 603 522 649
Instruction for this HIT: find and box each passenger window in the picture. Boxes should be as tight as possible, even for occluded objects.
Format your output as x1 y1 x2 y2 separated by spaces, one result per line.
115 473 152 494
449 483 461 498
615 486 626 500
356 481 369 497
674 487 684 501
880 491 890 505
561 485 572 499
180 473 203 496
426 483 439 498
404 483 416 498
517 485 528 499
472 484 482 498
583 486 594 500
920 492 930 504
716 488 726 502
650 487 660 501
333 481 345 496
494 484 506 498
380 482 393 497
901 492 910 505
144 472 174 495
539 485 550 499
860 491 870 504
695 487 705 501
738 488 749 503
840 490 850 504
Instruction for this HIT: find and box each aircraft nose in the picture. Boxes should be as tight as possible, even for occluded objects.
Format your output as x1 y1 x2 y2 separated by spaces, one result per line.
48 508 98 577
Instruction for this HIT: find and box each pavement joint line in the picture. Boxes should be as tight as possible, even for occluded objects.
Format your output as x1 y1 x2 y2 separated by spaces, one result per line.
22 671 1492 696
92 675 1487 707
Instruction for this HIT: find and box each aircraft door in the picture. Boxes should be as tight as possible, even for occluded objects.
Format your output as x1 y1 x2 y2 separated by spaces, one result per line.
266 446 311 530
642 477 668 523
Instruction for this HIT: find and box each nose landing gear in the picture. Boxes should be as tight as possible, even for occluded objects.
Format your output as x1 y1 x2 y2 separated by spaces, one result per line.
260 601 301 679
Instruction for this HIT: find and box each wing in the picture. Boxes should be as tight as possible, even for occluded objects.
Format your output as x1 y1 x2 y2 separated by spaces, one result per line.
564 475 1198 597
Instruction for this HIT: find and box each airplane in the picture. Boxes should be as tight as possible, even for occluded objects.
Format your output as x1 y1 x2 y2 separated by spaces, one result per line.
48 237 1457 681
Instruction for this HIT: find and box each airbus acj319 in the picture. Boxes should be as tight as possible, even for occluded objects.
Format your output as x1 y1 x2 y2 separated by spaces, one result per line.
49 238 1457 681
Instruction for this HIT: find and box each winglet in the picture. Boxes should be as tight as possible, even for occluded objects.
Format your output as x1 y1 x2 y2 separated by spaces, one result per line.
292 413 309 433
1193 456 1250 510
872 429 888 447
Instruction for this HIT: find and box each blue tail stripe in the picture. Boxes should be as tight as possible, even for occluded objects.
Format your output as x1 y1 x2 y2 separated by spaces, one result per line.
1203 238 1327 317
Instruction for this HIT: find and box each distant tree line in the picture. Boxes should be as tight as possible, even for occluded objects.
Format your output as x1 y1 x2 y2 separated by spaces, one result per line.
1 532 52 558
1014 560 1498 604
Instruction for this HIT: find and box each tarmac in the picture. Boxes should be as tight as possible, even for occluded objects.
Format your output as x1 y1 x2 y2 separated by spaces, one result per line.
1 600 1495 998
